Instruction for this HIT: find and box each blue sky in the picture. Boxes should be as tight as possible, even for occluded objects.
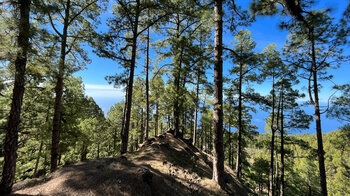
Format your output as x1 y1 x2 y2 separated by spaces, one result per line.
75 0 349 134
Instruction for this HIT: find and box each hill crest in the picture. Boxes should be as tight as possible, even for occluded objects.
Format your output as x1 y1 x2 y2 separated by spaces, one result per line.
12 133 249 196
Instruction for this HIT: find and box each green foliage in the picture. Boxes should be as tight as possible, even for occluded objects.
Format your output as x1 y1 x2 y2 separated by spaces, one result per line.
246 131 350 195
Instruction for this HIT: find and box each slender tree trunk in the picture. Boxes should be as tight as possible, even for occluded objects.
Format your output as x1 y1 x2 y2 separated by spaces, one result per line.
193 72 200 145
275 147 279 196
269 74 276 196
51 0 70 173
80 144 87 161
236 63 243 179
167 114 170 129
97 143 100 159
310 30 327 196
173 14 184 137
212 0 224 187
155 102 159 136
0 1 30 193
228 125 232 169
140 108 144 143
275 92 281 196
145 23 150 140
33 141 43 178
280 90 285 196
120 87 128 148
121 0 140 154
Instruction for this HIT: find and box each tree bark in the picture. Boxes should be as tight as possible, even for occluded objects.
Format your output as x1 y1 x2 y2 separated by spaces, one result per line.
212 0 224 187
0 1 30 193
121 0 140 154
50 0 70 173
310 29 328 196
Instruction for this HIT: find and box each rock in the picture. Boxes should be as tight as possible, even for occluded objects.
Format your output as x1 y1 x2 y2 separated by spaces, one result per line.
137 168 153 184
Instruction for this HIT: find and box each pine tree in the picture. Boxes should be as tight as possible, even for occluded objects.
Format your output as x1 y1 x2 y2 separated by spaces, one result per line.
0 0 30 193
212 0 224 187
284 9 347 195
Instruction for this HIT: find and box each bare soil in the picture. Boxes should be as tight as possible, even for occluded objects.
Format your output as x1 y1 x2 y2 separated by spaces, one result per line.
12 133 250 196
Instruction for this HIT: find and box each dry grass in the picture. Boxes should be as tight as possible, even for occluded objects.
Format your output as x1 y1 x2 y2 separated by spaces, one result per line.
12 133 250 196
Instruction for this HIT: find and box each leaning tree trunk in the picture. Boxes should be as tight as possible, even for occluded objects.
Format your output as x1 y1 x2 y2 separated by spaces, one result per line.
121 0 140 154
0 1 30 194
310 30 328 196
212 0 224 187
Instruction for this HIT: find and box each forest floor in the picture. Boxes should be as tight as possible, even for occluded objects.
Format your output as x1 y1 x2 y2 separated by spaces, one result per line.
12 133 250 196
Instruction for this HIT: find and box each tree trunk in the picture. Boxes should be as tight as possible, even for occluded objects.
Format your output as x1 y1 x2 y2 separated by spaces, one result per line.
51 0 71 173
0 1 30 193
33 141 43 178
121 0 140 154
120 87 128 148
275 146 279 196
212 0 224 187
275 92 281 196
235 63 243 179
310 30 327 196
155 102 159 136
193 71 200 145
228 125 232 169
269 74 276 196
280 90 285 196
97 143 100 159
140 108 144 143
173 14 184 137
145 22 150 140
80 144 87 161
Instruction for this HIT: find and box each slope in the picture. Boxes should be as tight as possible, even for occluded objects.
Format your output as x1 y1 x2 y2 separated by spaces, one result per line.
12 132 250 196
